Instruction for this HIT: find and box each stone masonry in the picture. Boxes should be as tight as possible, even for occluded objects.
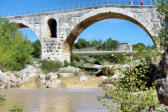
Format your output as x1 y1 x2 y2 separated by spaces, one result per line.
8 5 161 62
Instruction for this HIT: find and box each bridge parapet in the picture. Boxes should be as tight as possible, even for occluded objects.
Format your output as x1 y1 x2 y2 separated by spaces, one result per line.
0 0 154 17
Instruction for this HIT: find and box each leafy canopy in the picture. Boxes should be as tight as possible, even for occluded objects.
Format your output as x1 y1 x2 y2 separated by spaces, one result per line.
0 19 34 71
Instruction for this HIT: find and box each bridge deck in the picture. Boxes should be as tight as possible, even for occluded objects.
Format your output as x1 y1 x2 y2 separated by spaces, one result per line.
72 51 133 56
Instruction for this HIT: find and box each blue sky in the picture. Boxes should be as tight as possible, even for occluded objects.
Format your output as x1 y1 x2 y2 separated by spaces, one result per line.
0 0 154 46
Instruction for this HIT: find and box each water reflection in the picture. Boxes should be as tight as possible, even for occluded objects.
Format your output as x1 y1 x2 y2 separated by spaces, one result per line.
0 88 107 112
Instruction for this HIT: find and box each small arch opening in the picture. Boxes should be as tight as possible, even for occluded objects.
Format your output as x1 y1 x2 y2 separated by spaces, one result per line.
48 18 57 38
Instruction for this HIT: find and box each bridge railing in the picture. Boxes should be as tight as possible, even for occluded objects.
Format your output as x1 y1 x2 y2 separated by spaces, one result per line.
0 0 153 17
72 48 132 52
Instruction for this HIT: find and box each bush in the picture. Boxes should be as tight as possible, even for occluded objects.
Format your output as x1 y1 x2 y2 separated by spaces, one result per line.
93 60 101 65
99 63 163 112
40 60 63 73
121 64 157 90
64 60 69 67
9 104 23 112
102 67 115 76
0 19 34 71
71 53 80 62
32 40 41 58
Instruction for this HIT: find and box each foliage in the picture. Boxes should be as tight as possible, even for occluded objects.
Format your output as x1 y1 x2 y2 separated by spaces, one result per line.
74 38 90 49
0 19 34 71
133 43 147 51
40 60 63 73
64 60 69 67
32 40 41 58
9 104 23 112
121 64 157 90
100 38 119 50
71 53 80 62
102 67 115 76
90 39 102 48
93 60 102 65
99 63 163 112
133 48 161 63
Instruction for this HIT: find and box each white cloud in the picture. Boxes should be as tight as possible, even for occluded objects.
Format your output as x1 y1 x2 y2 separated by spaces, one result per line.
102 19 126 24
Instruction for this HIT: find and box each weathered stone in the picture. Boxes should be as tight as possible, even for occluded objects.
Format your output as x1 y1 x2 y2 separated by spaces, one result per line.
100 76 108 80
80 76 88 81
58 73 74 78
59 67 81 73
155 48 168 106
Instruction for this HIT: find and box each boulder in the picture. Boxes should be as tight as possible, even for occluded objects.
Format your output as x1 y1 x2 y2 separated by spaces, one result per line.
59 66 81 73
46 79 62 88
100 76 108 80
155 48 168 106
80 76 88 81
58 73 74 78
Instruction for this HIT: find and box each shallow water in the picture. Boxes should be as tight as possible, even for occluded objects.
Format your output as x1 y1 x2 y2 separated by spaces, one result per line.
0 88 107 112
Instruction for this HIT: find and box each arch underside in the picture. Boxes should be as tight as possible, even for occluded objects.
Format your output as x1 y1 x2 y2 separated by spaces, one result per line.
66 12 154 48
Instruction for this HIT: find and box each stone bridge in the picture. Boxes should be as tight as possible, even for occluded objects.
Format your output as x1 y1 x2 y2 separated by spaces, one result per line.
7 5 161 62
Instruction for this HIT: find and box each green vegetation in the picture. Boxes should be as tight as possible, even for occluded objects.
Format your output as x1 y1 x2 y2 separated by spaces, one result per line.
0 19 34 71
32 40 41 58
40 60 63 73
9 104 23 112
99 63 163 112
102 67 115 76
74 37 119 50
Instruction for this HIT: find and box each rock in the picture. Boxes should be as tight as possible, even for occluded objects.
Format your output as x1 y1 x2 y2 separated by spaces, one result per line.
154 48 168 106
46 79 62 88
100 76 108 80
59 67 81 73
94 70 103 76
48 72 58 80
80 76 88 81
104 84 113 89
58 73 74 78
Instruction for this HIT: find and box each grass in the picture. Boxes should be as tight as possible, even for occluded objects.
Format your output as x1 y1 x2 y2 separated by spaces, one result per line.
40 60 63 73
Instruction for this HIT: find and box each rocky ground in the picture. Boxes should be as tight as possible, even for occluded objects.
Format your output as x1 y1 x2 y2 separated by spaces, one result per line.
0 60 142 89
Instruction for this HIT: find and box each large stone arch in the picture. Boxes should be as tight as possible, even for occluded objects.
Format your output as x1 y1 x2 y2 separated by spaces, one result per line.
66 8 157 48
63 7 160 62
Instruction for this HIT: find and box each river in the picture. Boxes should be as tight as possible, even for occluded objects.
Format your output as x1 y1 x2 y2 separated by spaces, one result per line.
0 88 108 112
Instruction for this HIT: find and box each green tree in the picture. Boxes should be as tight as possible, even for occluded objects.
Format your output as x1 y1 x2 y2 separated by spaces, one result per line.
133 43 147 51
74 38 90 49
32 40 41 58
90 39 102 48
0 19 34 71
101 38 119 50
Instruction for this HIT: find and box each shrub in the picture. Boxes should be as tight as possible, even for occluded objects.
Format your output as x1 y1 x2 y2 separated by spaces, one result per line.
70 61 77 67
64 60 69 67
102 67 115 76
40 60 63 73
32 40 41 58
121 64 157 90
93 60 101 65
99 63 163 112
9 104 23 112
0 19 34 71
71 53 80 62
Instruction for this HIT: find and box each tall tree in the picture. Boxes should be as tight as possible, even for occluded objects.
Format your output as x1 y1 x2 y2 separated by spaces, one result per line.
0 19 34 71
